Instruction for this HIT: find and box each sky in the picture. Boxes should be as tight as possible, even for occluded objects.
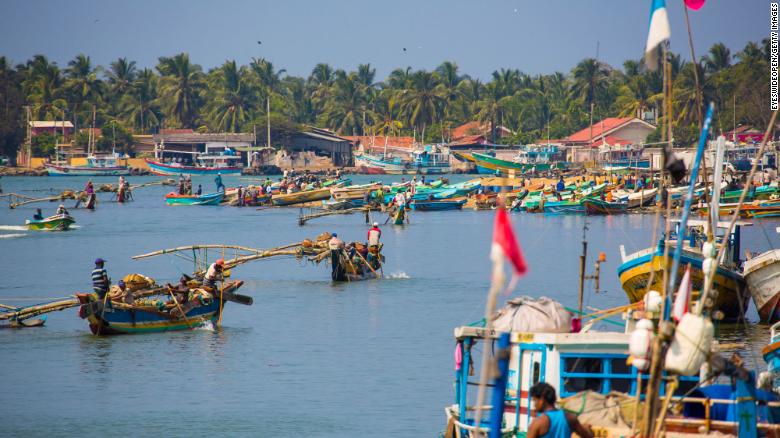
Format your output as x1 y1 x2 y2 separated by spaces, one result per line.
0 0 769 80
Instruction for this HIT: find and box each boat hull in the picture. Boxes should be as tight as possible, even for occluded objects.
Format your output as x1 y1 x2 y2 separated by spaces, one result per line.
583 198 628 215
542 201 584 215
165 192 224 206
26 214 75 231
45 163 130 176
77 281 244 335
471 152 558 175
618 249 748 320
145 159 241 176
744 249 780 322
410 199 466 211
271 188 332 206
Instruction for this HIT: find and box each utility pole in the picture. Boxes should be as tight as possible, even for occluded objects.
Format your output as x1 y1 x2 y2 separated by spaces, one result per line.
25 105 32 167
266 96 271 148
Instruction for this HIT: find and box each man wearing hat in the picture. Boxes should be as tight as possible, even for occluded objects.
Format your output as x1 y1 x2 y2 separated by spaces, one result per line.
204 259 224 289
92 258 110 300
367 222 382 248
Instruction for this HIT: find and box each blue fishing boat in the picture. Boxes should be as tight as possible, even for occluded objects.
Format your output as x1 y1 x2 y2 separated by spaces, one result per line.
410 198 466 211
542 199 584 214
145 159 242 176
165 192 224 206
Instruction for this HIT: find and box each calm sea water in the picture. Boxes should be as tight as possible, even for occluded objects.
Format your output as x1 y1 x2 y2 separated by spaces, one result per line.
0 174 776 437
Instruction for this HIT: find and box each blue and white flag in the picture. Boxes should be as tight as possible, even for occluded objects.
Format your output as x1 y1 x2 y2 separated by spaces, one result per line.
645 0 671 71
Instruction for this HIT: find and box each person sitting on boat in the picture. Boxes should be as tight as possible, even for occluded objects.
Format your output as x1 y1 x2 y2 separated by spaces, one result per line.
556 176 565 192
56 204 69 216
635 177 645 192
215 173 225 192
328 233 345 251
33 208 43 221
204 259 224 289
197 184 202 195
92 258 110 300
527 382 593 438
367 222 382 248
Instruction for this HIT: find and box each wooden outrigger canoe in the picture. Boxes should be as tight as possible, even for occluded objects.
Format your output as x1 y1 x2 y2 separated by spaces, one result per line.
271 187 332 206
76 280 248 335
26 214 75 231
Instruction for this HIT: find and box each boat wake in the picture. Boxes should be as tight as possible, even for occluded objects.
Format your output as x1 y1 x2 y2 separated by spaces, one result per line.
386 271 410 279
0 225 27 231
195 321 215 331
0 233 26 239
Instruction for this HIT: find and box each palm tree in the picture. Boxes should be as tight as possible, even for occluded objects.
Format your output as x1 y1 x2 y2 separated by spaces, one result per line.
250 57 286 147
25 58 67 121
206 60 252 133
399 70 444 142
106 58 137 100
120 68 160 133
704 43 731 74
156 53 203 128
321 73 373 135
571 58 610 140
615 75 660 119
308 63 334 113
476 82 513 143
435 61 465 136
66 54 103 129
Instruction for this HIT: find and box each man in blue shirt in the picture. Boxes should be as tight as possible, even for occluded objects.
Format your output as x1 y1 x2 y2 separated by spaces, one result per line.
92 258 109 299
555 176 565 192
527 382 593 438
215 173 225 192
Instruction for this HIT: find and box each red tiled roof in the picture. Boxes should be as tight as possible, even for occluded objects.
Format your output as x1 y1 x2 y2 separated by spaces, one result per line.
586 135 631 148
451 122 512 141
449 134 487 146
452 122 483 140
566 117 634 142
345 135 417 151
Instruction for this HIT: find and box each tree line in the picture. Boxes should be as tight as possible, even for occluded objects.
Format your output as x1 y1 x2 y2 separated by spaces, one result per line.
0 39 771 157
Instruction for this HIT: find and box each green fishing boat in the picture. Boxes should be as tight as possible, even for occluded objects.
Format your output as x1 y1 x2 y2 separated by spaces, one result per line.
26 214 75 231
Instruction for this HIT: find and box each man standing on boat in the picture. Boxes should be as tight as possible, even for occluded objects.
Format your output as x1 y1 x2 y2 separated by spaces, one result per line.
527 383 593 438
556 176 565 192
367 222 381 247
92 258 110 300
215 172 225 192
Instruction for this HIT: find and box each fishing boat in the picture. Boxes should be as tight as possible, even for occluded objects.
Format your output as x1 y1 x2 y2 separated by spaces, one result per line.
76 280 249 335
145 158 241 176
614 187 659 209
410 198 466 211
271 187 332 206
618 219 750 320
582 198 629 215
355 147 450 175
744 248 780 322
45 154 130 176
471 152 560 175
26 213 75 231
165 192 224 206
329 243 383 282
354 153 410 174
542 199 584 214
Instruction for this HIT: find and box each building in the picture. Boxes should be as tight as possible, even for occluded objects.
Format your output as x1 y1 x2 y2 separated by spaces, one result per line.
451 121 513 142
285 127 352 167
345 135 417 156
152 130 256 166
29 121 74 141
561 117 656 163
725 125 765 144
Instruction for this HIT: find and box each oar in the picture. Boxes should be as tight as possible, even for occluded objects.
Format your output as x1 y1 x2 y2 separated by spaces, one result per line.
354 249 381 279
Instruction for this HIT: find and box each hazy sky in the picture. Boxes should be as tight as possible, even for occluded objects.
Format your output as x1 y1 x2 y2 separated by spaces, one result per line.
0 0 768 80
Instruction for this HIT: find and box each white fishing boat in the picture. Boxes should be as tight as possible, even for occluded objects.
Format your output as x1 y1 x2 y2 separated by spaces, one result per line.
45 154 130 176
744 247 780 323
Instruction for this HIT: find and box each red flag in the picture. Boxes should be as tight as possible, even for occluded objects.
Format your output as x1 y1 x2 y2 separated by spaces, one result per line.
684 0 705 10
491 208 528 276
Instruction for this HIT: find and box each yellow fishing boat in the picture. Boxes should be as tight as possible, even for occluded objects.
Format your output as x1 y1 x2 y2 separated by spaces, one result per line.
271 187 332 206
618 219 750 320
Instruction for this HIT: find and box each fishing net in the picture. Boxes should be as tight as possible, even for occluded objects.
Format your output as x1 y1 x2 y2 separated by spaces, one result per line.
492 296 571 333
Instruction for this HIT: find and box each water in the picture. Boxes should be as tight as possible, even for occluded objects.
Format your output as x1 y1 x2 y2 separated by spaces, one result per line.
0 175 777 437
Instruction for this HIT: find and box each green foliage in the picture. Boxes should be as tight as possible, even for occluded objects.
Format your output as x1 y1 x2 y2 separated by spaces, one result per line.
0 40 772 159
95 120 134 154
31 132 58 155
